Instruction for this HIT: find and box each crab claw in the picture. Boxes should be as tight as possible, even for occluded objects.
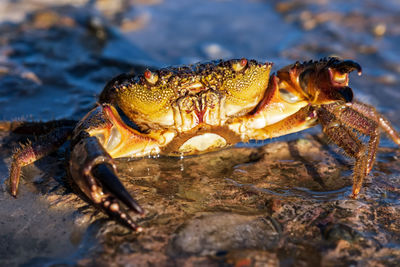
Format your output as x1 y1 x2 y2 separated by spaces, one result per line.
331 59 362 76
275 57 362 105
327 59 361 90
322 58 361 103
92 163 144 214
337 86 354 103
69 136 143 231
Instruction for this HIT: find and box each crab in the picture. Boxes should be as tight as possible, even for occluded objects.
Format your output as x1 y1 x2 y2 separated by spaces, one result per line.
3 57 400 231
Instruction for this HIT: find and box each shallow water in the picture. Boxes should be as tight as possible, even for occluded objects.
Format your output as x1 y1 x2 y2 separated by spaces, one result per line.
0 0 400 266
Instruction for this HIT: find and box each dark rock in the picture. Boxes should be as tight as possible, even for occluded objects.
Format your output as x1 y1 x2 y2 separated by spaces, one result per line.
169 213 280 256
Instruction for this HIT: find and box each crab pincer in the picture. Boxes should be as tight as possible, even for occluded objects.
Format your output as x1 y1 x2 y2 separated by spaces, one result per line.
69 133 144 231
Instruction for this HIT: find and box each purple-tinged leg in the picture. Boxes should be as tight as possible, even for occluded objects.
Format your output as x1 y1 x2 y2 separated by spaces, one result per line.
9 126 73 196
318 105 372 197
349 101 400 145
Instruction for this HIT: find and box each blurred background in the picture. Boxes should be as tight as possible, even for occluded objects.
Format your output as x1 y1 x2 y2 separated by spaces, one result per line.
1 0 400 266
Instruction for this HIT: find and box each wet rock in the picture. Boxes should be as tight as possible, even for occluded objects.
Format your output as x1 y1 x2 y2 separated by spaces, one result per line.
321 223 363 244
169 213 280 256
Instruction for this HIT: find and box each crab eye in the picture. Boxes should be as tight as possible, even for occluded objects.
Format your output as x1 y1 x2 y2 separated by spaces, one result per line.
144 70 158 85
299 69 312 94
231 58 248 72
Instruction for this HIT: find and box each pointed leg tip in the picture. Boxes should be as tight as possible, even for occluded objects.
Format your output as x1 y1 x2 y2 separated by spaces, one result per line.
11 189 17 197
350 190 360 199
127 200 144 215
125 219 143 232
135 205 145 215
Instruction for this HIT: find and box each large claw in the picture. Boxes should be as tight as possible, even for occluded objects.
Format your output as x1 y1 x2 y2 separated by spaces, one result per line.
69 136 143 231
319 58 362 103
326 59 361 103
276 57 362 105
91 163 143 214
331 59 362 75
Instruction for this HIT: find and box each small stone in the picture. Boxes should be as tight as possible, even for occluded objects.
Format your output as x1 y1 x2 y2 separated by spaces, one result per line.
169 213 280 256
373 23 386 37
201 43 232 60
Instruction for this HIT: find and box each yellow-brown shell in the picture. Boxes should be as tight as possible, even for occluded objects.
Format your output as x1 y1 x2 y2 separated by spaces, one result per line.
100 59 272 131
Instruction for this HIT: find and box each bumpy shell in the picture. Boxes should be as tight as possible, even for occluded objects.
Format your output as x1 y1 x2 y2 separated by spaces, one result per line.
99 59 272 130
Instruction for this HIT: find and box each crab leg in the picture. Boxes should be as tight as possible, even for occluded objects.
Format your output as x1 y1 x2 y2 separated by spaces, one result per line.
348 101 400 145
232 104 318 140
9 126 73 196
67 105 168 230
327 103 381 174
321 121 368 197
318 103 380 197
